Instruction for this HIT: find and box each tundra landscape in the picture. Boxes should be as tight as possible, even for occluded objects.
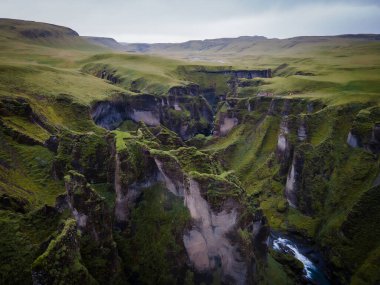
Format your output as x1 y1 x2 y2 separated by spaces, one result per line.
0 1 380 285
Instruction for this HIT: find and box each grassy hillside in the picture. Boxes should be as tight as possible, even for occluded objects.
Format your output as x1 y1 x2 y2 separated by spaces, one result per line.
124 35 380 105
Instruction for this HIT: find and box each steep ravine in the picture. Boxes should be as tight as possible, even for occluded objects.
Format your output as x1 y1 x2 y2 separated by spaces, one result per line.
2 19 380 285
183 179 246 284
212 96 380 284
101 95 335 284
153 158 249 284
103 115 271 284
119 148 267 283
52 83 380 284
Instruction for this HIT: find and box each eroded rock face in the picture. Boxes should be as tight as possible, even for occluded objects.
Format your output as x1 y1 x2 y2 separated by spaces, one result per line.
154 158 185 196
168 84 199 96
285 162 297 207
52 132 112 183
0 194 29 213
114 149 161 228
108 127 268 283
373 173 380 187
130 110 160 126
115 147 246 281
183 179 247 284
347 131 360 148
346 107 380 153
285 153 304 208
220 116 239 136
276 117 292 167
64 171 121 282
347 126 380 153
114 153 128 226
91 94 160 130
148 154 266 284
100 70 121 84
91 100 126 129
204 69 272 79
65 171 113 242
374 124 380 141
307 103 314 113
297 120 307 142
91 93 213 139
20 25 79 39
213 111 239 137
267 99 277 115
367 124 380 153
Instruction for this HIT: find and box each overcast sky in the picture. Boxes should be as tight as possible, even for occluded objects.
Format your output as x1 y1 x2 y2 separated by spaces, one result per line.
1 0 380 43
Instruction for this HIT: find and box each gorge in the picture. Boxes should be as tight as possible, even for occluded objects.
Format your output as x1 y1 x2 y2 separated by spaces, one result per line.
0 18 380 285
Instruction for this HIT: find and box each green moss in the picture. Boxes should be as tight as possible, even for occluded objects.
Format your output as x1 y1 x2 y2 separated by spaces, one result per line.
0 131 65 206
1 19 380 285
176 65 231 96
0 207 64 284
350 246 380 285
91 183 115 209
116 120 139 132
54 130 111 183
262 255 293 285
2 115 50 142
276 200 288 213
351 106 380 146
32 218 97 285
118 140 150 186
113 130 134 151
153 126 184 150
286 209 318 237
269 249 304 283
189 171 244 209
115 184 190 285
184 270 195 285
329 185 380 281
238 228 252 252
169 146 218 174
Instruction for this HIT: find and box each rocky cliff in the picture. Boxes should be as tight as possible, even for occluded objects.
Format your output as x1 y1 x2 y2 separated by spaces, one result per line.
31 219 96 285
210 96 380 284
91 92 213 140
64 171 121 283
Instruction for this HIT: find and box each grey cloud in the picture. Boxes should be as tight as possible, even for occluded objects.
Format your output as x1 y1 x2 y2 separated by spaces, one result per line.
0 0 379 42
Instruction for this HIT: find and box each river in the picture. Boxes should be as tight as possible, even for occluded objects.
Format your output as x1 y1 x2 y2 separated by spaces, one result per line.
269 232 331 285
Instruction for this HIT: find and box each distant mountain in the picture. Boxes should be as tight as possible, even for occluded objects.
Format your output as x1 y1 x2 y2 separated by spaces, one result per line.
0 18 79 39
83 36 126 50
120 34 380 58
2 18 380 57
0 18 104 50
121 36 268 53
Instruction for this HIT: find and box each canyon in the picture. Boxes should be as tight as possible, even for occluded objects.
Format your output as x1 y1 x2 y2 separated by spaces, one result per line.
0 18 380 285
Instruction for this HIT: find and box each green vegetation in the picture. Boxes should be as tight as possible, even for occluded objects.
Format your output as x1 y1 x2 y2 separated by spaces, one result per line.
0 129 65 206
205 98 380 283
32 218 96 285
54 130 112 183
0 207 65 284
1 18 380 285
116 184 190 285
